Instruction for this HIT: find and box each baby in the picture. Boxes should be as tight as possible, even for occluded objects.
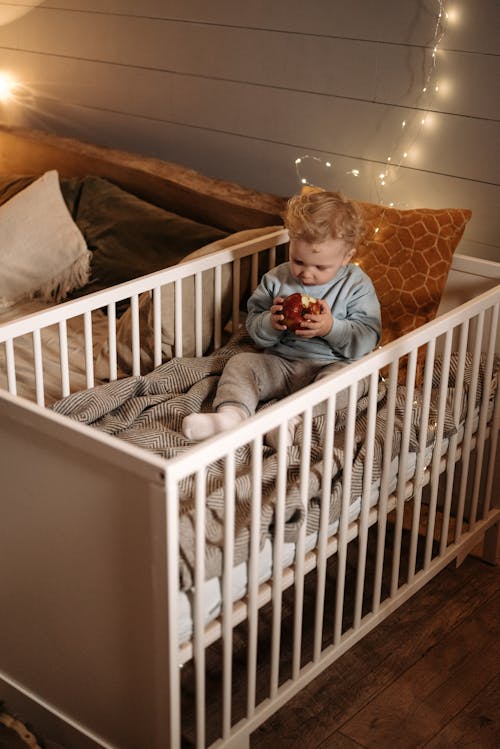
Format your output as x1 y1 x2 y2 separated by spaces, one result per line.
182 189 381 443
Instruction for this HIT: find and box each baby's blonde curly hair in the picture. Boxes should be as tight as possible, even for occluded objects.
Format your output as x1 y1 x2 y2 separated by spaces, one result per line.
284 190 363 247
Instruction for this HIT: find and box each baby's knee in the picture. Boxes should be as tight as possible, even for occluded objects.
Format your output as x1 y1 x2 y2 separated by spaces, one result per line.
223 352 261 380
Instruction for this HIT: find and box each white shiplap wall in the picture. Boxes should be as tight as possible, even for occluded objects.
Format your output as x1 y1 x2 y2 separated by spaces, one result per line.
0 0 499 259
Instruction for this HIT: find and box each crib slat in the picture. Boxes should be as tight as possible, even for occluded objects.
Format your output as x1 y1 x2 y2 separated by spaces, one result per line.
353 371 379 629
130 294 141 376
58 319 70 397
214 266 222 352
152 287 162 369
32 328 45 407
424 332 453 569
174 280 183 358
83 311 94 389
251 253 259 291
106 303 118 382
292 405 312 677
484 306 500 516
439 320 469 554
407 339 436 582
5 338 17 396
194 470 206 749
222 451 236 739
390 350 417 597
454 310 485 542
268 245 276 271
484 368 500 517
470 304 499 526
246 437 263 718
270 423 287 699
194 272 203 358
334 383 358 645
313 396 336 662
163 471 181 749
232 259 241 336
373 359 399 612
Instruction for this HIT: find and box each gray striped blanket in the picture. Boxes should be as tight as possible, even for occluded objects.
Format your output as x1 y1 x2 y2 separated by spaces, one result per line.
52 337 495 589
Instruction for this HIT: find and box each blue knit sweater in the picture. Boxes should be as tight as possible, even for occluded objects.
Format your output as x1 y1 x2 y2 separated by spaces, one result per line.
246 262 381 362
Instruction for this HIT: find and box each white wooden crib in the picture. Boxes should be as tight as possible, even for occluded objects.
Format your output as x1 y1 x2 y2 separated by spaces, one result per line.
0 229 499 749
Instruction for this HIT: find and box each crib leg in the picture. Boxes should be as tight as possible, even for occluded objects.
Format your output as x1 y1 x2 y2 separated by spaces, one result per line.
222 732 250 749
482 521 500 565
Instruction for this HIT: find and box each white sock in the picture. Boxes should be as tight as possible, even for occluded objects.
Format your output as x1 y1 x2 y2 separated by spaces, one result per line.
182 406 247 441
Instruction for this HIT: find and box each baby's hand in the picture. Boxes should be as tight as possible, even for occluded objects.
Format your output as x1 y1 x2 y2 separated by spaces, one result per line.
295 299 333 338
270 296 287 331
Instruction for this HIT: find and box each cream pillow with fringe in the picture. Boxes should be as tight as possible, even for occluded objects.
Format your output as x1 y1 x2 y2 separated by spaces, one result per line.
0 169 91 309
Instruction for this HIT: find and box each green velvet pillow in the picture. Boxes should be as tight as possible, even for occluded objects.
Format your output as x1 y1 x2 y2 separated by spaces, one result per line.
69 176 229 298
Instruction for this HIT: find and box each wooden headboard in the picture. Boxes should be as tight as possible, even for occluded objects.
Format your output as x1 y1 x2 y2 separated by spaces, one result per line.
0 124 287 232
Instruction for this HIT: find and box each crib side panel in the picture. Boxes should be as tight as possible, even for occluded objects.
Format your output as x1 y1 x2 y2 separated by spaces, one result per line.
168 283 500 747
0 396 172 749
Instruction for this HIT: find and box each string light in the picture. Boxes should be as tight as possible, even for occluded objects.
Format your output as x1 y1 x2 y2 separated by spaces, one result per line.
293 0 452 205
294 154 333 187
371 0 449 203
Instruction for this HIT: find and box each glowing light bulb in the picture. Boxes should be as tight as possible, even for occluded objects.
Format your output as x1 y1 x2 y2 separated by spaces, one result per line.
0 72 16 101
325 161 331 168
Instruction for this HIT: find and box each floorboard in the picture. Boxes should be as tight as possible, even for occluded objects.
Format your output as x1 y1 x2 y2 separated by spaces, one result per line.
251 555 500 749
1 552 498 749
422 673 500 749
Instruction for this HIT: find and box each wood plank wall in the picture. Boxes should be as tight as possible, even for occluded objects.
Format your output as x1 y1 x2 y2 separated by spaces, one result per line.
0 1 498 260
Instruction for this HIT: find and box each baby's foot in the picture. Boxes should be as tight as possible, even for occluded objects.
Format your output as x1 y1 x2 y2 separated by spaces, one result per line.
182 407 246 441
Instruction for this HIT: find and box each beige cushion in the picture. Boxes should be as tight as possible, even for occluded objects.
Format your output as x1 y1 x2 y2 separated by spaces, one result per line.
98 227 281 375
0 170 91 309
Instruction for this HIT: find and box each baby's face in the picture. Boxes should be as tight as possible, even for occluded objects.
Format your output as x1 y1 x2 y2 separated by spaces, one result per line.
289 236 354 286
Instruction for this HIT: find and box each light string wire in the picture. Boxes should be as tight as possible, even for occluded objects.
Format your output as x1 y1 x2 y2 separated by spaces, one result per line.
295 0 450 205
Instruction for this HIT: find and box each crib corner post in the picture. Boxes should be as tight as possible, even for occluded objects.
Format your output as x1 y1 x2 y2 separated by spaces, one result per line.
482 521 500 566
221 731 251 749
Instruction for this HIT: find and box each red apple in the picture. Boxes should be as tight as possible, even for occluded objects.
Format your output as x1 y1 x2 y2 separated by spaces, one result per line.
281 292 322 331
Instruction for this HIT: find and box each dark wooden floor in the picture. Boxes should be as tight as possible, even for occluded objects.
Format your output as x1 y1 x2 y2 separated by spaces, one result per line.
251 553 500 749
1 554 498 749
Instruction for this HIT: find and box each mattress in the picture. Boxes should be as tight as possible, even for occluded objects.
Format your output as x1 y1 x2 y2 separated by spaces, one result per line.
176 414 483 647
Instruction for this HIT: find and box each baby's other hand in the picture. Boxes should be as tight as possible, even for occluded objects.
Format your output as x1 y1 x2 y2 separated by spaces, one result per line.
295 299 333 338
270 296 287 331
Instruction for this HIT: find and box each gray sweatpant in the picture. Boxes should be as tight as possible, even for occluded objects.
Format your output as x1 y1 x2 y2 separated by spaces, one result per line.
213 351 352 416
